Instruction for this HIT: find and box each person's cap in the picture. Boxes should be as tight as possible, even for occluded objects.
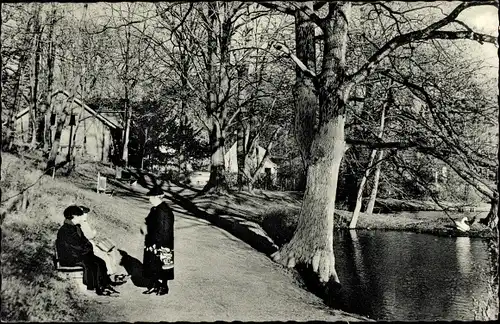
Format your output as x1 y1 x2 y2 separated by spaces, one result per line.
63 205 89 218
146 186 164 197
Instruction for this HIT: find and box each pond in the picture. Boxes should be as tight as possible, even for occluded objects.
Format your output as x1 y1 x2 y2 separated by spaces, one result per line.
333 230 498 321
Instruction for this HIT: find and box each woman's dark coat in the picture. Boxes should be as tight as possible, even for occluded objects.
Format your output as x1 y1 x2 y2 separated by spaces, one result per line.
143 201 174 281
56 222 110 290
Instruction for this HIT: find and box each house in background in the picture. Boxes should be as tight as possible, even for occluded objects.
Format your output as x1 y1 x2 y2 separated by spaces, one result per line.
224 142 278 183
14 90 122 163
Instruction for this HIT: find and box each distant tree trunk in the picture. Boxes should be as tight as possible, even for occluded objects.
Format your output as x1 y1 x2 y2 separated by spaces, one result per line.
47 116 67 170
272 2 352 284
66 89 86 173
178 55 190 175
141 127 148 170
236 63 250 190
480 196 499 229
237 122 247 190
366 149 384 215
122 92 131 167
205 119 228 192
121 25 132 167
3 15 34 151
30 4 43 149
349 149 378 229
44 6 57 152
46 95 75 170
350 85 389 228
3 54 28 151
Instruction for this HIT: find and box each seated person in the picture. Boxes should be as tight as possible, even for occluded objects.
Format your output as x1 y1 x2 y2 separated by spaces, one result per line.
78 210 126 283
56 205 119 296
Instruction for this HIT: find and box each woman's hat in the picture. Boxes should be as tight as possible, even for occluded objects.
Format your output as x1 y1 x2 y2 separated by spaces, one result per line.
146 186 164 197
63 205 90 218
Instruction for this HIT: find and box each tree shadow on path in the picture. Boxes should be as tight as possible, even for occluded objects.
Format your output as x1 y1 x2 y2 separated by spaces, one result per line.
116 170 278 258
163 189 279 257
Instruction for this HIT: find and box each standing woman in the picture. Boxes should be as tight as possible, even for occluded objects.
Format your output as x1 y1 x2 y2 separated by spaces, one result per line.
141 187 174 295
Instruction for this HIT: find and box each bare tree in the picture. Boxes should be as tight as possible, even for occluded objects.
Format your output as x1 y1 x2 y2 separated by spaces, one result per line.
349 83 391 228
260 1 497 284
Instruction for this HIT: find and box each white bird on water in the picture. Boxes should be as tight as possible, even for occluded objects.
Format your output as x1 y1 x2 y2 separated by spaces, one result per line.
455 217 470 232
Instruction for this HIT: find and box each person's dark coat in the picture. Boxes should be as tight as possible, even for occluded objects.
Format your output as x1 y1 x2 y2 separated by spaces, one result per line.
143 202 174 282
56 222 93 266
56 221 110 290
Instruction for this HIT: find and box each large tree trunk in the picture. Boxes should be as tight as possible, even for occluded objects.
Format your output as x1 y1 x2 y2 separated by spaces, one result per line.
272 117 346 283
272 2 352 284
203 2 231 192
366 149 384 215
292 3 317 168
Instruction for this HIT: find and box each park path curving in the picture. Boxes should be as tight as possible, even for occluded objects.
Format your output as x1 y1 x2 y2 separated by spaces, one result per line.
77 178 366 322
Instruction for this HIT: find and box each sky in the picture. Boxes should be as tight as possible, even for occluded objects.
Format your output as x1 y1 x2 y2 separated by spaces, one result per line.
461 4 499 67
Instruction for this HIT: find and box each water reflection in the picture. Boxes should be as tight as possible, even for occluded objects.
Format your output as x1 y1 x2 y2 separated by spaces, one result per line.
455 237 472 275
334 230 497 321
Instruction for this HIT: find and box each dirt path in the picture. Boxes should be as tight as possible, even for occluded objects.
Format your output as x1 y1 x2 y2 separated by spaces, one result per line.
77 183 366 321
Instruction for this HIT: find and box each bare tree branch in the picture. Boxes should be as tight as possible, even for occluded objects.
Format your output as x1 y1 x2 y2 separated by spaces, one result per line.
345 1 497 88
274 43 317 78
258 1 296 16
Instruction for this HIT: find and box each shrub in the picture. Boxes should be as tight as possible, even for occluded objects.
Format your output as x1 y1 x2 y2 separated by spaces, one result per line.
262 208 299 247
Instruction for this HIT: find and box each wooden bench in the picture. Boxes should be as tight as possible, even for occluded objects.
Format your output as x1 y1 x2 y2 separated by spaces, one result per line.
53 244 84 273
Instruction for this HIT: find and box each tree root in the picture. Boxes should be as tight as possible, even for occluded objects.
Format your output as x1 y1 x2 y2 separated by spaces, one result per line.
272 243 340 284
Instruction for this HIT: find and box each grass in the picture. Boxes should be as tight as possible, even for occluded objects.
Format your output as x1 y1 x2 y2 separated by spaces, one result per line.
0 153 119 322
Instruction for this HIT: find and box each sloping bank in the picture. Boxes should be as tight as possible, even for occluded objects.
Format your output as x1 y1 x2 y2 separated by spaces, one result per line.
1 153 111 322
186 190 495 316
1 155 370 322
192 190 495 242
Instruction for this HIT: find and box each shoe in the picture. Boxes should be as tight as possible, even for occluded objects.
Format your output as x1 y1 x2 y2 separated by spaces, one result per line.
142 287 158 294
157 286 169 296
96 288 111 296
105 286 120 294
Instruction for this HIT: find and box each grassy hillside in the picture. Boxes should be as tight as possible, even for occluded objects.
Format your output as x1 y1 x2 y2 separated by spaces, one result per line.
1 153 114 321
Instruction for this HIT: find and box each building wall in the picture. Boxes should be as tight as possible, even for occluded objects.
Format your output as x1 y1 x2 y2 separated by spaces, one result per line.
15 94 114 162
224 142 277 177
14 113 31 144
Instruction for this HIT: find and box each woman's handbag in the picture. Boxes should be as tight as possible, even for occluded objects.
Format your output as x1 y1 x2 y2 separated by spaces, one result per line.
158 247 174 270
146 244 174 270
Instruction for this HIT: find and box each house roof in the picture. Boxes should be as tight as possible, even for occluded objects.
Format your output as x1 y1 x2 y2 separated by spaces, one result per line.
15 90 122 130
